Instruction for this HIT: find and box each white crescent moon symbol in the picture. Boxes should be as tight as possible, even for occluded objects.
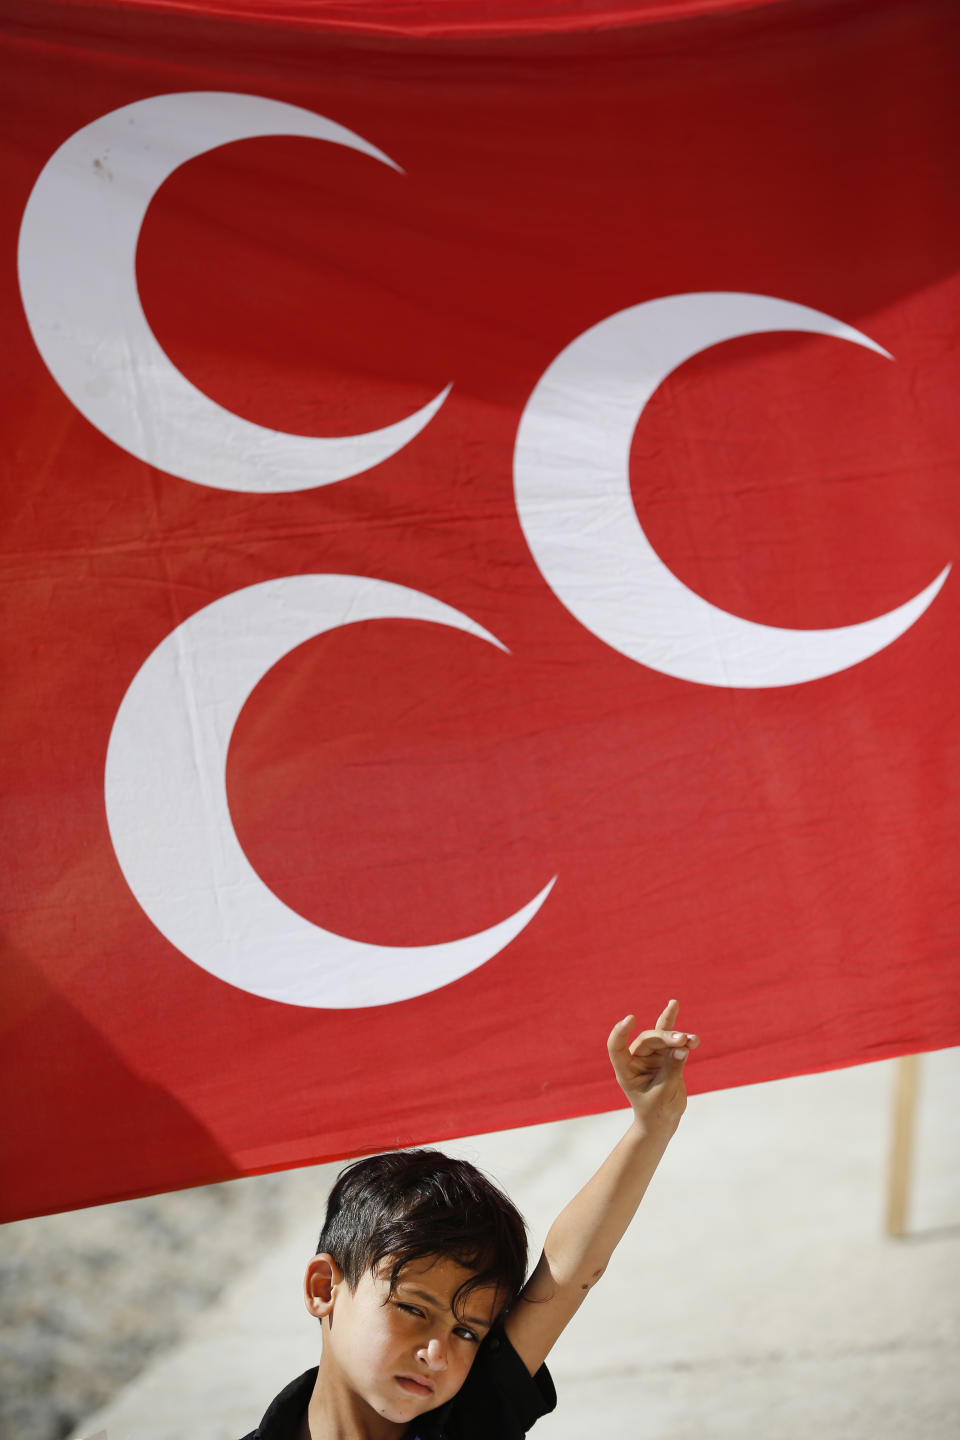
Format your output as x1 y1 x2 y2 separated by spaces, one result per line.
18 92 450 492
514 292 949 688
104 575 555 1008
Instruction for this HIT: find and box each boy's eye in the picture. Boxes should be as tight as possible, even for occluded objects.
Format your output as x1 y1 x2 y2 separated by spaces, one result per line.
395 1303 479 1344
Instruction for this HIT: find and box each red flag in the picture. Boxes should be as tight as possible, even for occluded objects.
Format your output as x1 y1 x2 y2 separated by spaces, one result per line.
2 0 958 1220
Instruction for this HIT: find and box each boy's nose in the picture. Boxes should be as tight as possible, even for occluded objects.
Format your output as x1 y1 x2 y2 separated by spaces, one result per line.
419 1336 447 1370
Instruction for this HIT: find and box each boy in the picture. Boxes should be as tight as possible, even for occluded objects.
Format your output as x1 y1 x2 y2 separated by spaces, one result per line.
242 999 698 1439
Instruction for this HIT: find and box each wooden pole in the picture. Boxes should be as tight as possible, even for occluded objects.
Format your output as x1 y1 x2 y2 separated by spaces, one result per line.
886 1053 920 1238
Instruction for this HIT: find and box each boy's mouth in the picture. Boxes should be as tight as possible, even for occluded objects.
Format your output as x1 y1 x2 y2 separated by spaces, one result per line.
396 1375 436 1397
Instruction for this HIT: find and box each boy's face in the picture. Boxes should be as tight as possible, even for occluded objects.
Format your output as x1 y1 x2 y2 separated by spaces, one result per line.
316 1252 501 1426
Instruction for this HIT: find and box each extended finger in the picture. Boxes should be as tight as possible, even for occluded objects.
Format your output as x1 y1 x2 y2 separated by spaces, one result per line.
607 1014 636 1059
656 998 680 1030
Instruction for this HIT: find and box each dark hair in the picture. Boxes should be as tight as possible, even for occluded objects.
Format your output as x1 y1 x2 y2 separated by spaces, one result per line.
317 1148 528 1319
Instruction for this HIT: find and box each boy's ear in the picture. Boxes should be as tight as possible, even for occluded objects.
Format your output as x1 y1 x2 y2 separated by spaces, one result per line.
304 1253 344 1320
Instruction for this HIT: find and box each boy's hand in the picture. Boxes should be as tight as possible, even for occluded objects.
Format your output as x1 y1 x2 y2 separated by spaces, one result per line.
607 999 699 1136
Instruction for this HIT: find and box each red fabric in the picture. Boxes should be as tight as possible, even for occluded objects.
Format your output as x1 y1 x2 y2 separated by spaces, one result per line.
2 0 958 1220
1 0 803 40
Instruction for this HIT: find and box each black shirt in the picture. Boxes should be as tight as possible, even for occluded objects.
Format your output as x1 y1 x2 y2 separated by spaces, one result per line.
240 1332 556 1439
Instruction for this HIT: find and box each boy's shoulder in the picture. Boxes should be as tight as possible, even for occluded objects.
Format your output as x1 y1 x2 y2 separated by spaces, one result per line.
241 1333 556 1440
438 1329 556 1439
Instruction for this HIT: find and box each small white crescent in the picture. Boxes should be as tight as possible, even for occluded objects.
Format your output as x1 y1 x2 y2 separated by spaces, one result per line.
513 292 948 688
104 575 555 1008
18 92 450 492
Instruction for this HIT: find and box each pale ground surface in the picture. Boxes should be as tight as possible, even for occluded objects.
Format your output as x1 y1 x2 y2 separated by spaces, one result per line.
67 1047 960 1440
3 1165 326 1440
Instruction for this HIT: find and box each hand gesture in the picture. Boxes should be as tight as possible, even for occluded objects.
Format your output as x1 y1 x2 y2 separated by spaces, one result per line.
607 999 699 1136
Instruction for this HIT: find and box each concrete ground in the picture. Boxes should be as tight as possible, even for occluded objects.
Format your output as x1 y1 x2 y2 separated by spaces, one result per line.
72 1048 960 1440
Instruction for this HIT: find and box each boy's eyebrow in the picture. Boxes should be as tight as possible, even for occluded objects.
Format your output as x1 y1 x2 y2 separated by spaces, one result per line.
398 1284 492 1331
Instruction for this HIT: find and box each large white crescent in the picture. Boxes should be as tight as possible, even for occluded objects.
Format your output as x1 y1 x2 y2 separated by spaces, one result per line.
18 92 450 492
514 292 949 688
104 575 555 1008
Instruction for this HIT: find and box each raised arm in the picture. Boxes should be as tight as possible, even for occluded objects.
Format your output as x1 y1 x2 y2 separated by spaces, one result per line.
504 999 698 1375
